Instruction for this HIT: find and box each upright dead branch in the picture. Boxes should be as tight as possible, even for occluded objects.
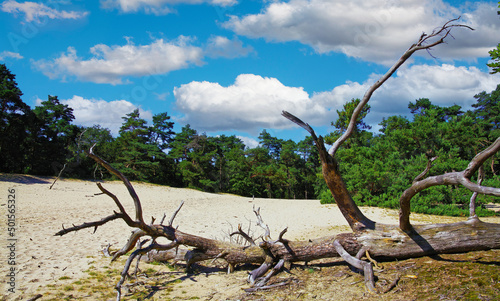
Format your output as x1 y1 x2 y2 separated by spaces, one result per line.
284 18 477 232
87 144 146 227
470 166 485 218
49 163 66 189
328 18 473 157
282 110 374 230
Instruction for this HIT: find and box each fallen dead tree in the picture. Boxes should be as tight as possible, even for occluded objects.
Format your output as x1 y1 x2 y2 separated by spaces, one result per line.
55 18 500 300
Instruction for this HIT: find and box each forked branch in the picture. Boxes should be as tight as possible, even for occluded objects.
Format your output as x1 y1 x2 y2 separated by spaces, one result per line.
399 137 500 231
87 144 146 227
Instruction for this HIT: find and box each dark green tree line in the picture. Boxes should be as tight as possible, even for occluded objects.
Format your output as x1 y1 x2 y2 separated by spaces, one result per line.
0 62 498 216
317 90 500 217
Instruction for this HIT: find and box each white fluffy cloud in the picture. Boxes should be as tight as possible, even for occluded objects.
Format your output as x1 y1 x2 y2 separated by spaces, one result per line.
100 0 236 15
174 66 500 134
33 35 253 84
174 74 330 133
59 96 153 135
223 0 499 64
314 64 500 130
1 0 89 23
33 37 204 85
0 51 23 60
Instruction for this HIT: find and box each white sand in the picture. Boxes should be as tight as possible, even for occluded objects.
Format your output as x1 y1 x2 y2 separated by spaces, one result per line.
1 174 498 300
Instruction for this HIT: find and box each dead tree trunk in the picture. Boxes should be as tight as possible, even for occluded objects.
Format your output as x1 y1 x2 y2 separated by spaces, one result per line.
55 18 500 299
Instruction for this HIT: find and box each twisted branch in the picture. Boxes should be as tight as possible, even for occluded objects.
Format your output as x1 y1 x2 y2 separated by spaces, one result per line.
399 137 500 231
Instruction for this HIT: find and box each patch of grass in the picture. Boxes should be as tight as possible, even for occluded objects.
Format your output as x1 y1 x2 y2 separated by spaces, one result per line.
31 249 500 301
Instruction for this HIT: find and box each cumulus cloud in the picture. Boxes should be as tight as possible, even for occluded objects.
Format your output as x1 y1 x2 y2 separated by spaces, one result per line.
59 95 153 135
33 35 254 84
223 0 499 64
174 65 500 134
33 37 204 85
315 64 500 130
1 0 89 23
0 51 23 60
100 0 236 15
174 74 331 133
205 36 254 58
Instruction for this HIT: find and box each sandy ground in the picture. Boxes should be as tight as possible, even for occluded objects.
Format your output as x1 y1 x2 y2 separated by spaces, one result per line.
1 174 499 300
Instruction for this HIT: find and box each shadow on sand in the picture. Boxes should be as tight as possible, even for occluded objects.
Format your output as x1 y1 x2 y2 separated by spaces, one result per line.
0 173 52 184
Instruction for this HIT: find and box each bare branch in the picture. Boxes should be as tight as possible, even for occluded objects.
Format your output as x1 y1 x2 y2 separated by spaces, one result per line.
329 18 473 157
103 243 113 257
116 240 179 300
49 163 67 189
111 229 147 262
413 156 438 183
96 183 139 228
88 144 146 226
464 136 500 178
282 111 373 230
469 166 484 218
281 110 318 141
278 227 289 244
333 239 377 293
253 206 271 240
399 137 500 231
248 261 273 285
159 213 167 225
133 238 151 277
230 224 256 245
55 213 123 236
254 259 286 288
168 201 185 226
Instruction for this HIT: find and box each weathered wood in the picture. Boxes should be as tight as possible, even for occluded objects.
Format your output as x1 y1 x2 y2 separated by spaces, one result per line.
139 219 500 268
358 219 500 259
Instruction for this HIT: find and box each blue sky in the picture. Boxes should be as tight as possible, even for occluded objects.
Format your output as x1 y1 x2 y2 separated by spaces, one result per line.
1 0 500 148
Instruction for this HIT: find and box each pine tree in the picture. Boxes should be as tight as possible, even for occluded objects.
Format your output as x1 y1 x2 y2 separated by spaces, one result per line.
0 64 33 173
112 109 166 181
